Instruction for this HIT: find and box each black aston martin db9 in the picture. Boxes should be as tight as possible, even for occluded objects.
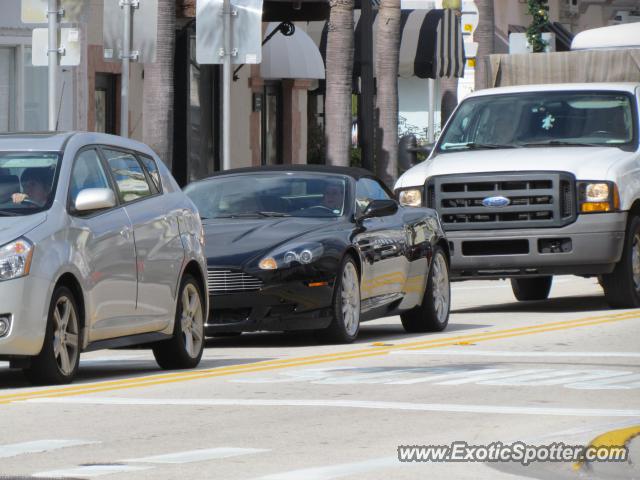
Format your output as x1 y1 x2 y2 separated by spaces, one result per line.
184 165 450 343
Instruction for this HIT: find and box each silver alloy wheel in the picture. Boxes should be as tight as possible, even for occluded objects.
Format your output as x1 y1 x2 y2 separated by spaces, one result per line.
181 284 204 358
52 296 79 376
341 262 361 336
633 234 640 290
431 253 450 324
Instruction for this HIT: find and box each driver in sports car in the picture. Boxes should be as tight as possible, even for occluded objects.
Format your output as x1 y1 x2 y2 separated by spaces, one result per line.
320 182 344 213
11 168 52 207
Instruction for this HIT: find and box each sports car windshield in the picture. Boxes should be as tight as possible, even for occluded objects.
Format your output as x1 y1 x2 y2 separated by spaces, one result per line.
185 173 348 219
438 91 636 152
0 152 60 215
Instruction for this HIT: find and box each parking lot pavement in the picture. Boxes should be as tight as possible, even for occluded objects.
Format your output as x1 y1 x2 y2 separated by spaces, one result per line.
0 276 639 479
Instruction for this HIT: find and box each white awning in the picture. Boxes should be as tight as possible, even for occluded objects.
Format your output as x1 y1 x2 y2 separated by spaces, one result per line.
571 23 640 51
261 23 325 80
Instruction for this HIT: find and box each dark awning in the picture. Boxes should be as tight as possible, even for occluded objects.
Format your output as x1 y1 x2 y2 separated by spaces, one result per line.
315 8 465 79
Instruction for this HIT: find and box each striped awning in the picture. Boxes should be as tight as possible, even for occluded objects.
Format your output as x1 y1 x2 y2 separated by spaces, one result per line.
314 9 465 79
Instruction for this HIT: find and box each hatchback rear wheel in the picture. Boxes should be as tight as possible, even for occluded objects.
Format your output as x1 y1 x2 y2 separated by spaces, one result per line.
153 275 205 369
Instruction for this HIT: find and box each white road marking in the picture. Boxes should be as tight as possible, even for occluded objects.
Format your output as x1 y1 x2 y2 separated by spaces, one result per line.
0 439 98 459
27 397 640 417
391 350 640 358
124 447 268 464
33 465 151 478
230 365 640 389
250 456 400 480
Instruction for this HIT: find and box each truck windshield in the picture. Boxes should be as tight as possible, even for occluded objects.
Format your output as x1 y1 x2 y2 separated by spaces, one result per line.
0 152 60 215
438 91 636 152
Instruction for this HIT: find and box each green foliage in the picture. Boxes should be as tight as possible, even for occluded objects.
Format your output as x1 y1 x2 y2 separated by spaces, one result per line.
350 147 362 167
526 0 550 53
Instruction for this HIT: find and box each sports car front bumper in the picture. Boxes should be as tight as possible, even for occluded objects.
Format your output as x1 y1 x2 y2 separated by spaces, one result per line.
205 279 335 333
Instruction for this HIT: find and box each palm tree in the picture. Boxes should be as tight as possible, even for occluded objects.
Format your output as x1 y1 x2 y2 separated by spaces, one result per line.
143 0 176 169
374 0 401 186
324 0 355 166
474 0 495 91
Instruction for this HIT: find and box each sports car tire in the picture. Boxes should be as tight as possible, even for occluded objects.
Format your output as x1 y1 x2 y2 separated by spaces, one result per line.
401 247 450 333
317 256 361 343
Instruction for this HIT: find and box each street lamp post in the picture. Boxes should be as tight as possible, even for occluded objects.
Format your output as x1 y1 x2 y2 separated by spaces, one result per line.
47 0 59 131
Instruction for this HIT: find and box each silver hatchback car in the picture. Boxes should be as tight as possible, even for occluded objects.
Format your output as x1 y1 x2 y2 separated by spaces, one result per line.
0 132 208 384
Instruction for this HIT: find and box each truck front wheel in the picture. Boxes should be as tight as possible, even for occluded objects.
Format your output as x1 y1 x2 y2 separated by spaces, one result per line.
510 276 552 301
602 215 640 308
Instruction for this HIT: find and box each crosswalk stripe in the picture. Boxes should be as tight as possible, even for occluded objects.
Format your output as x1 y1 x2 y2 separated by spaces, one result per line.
391 350 640 358
33 465 151 478
124 447 268 464
26 396 640 417
0 440 97 459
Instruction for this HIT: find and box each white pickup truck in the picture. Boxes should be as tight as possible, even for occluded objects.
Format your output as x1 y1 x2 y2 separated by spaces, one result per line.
395 82 640 307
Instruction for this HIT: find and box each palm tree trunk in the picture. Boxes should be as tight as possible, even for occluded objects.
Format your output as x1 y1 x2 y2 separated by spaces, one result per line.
474 0 495 91
375 0 401 186
143 0 175 169
325 0 354 166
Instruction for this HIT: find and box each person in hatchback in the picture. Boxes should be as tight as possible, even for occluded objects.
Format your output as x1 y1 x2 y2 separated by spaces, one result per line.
11 168 53 207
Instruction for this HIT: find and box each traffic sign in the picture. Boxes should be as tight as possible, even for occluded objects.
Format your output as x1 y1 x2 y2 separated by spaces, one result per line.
461 0 479 36
21 0 84 24
196 0 263 65
103 0 158 63
31 27 81 66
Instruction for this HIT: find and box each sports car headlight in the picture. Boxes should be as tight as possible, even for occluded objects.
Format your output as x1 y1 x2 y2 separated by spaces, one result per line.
0 238 34 281
578 181 620 213
259 243 324 270
398 188 423 207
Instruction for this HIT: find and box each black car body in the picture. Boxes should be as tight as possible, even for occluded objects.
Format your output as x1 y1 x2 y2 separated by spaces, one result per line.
184 165 449 338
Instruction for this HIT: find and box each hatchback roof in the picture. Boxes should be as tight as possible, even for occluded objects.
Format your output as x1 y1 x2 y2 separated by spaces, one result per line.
0 131 156 156
0 132 74 151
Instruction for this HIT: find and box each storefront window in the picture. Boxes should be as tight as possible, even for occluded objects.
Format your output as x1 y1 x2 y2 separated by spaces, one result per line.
23 47 47 131
0 47 16 131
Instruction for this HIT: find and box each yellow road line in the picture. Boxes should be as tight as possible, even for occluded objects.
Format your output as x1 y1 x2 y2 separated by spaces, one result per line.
2 310 634 402
572 425 640 471
1 311 639 404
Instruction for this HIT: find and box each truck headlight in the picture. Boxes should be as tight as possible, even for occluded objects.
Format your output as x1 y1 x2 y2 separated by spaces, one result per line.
398 189 423 207
259 243 324 270
578 181 620 213
0 238 34 281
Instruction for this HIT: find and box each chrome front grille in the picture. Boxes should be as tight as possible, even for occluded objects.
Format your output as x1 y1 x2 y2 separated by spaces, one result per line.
207 269 263 295
427 172 576 231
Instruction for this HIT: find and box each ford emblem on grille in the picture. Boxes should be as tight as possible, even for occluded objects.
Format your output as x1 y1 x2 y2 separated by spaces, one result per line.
482 196 511 207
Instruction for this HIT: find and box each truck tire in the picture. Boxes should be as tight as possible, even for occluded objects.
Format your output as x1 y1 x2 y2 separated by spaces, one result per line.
602 215 640 308
510 276 552 301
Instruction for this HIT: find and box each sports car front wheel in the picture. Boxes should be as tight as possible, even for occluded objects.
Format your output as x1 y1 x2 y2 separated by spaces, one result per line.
317 256 361 343
401 247 450 333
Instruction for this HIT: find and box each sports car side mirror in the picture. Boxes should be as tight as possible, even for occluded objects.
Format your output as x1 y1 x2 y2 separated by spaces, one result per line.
362 199 399 219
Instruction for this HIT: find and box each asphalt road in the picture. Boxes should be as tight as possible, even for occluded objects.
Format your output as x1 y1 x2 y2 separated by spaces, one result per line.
0 276 639 480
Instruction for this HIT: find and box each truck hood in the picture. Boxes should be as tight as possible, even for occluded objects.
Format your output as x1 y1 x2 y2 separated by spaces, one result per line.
395 147 638 188
0 212 47 246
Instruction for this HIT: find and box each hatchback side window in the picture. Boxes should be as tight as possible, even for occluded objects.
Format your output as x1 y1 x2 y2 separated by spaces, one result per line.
102 149 153 203
69 149 112 206
138 154 162 193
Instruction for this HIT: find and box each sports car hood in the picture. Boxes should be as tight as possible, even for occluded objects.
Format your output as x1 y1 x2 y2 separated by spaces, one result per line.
0 212 47 246
395 147 637 188
202 217 332 267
